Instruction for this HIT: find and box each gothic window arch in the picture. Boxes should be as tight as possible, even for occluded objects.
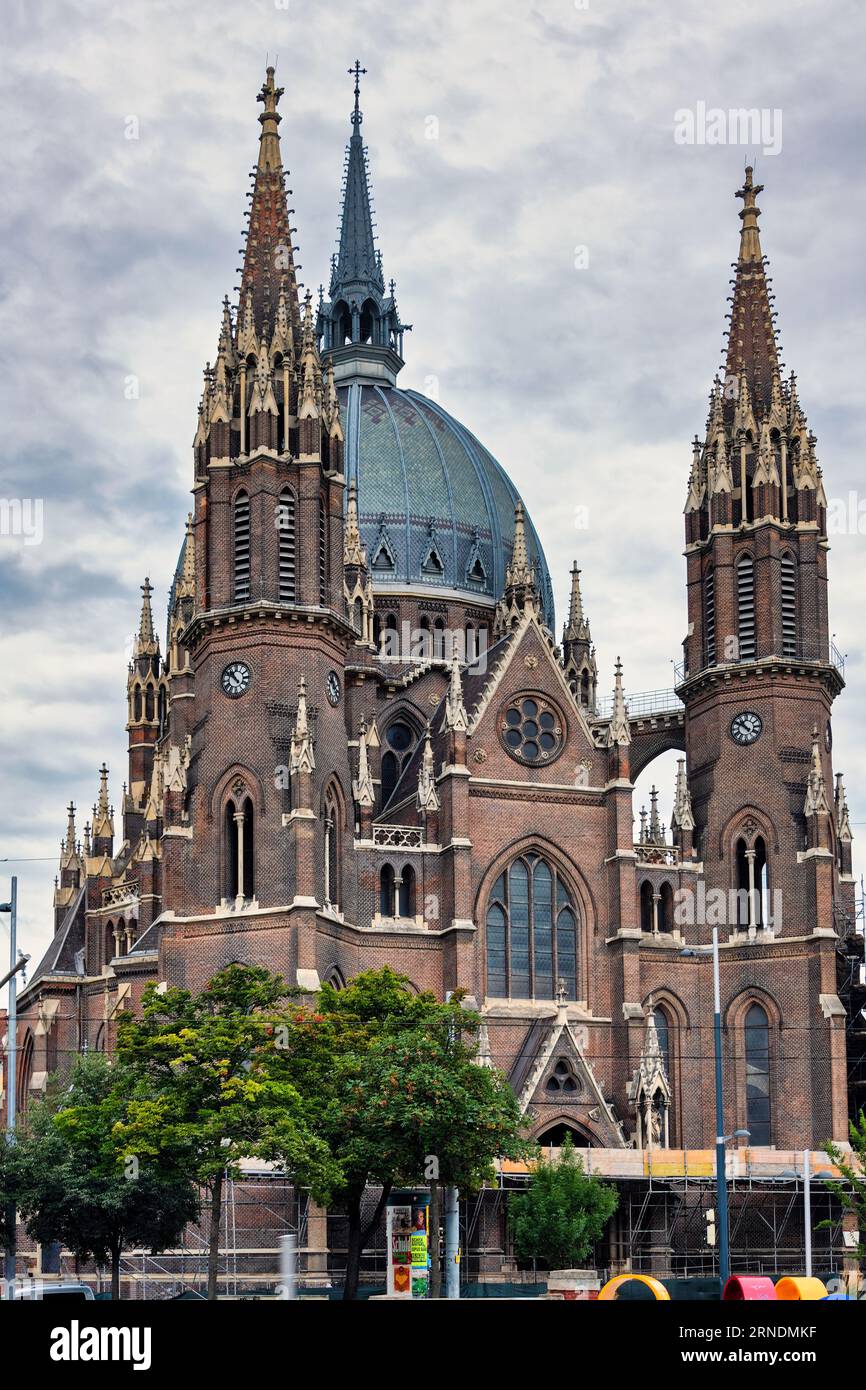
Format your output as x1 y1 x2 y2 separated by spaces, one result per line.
736 553 756 660
18 1031 34 1114
380 716 419 809
735 833 768 928
744 1002 771 1145
639 880 654 933
485 854 578 1000
224 793 254 901
277 487 297 602
323 784 342 910
380 864 396 917
398 863 416 918
780 551 798 657
233 490 251 603
659 881 674 933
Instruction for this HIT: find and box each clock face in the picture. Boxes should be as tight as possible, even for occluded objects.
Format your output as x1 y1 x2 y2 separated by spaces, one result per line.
221 661 251 699
326 670 341 706
730 710 763 746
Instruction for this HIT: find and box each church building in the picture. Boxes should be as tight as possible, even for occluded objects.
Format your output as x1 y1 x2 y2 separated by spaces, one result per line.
8 63 863 1275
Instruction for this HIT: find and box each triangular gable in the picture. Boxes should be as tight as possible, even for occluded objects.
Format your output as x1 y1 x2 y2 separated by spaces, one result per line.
468 611 598 758
513 1011 628 1148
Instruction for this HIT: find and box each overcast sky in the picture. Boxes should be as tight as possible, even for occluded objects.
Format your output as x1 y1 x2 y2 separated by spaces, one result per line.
2 0 864 962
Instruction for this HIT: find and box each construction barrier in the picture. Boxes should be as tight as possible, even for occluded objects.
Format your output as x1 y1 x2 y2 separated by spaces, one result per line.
775 1276 828 1301
598 1274 670 1301
722 1275 777 1301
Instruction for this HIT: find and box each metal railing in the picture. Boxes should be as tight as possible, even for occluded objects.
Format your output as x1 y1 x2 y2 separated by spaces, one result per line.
595 688 684 721
676 641 846 684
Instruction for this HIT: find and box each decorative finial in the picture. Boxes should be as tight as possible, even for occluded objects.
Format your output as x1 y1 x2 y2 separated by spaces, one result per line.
349 59 367 126
735 165 764 264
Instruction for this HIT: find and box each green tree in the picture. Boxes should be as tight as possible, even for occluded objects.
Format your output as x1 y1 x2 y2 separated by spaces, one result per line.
824 1110 866 1260
116 964 338 1299
11 1052 198 1299
509 1134 618 1271
282 968 529 1299
0 1132 14 1255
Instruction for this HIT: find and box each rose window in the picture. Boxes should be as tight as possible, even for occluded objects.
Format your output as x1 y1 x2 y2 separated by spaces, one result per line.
501 697 563 764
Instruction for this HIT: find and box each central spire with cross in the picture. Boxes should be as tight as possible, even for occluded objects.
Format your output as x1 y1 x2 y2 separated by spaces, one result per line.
317 60 409 382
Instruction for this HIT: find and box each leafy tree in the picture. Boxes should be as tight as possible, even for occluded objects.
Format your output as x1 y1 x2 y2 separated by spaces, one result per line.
11 1052 198 1299
282 968 529 1299
824 1110 866 1260
0 1132 14 1255
509 1134 618 1271
115 964 338 1299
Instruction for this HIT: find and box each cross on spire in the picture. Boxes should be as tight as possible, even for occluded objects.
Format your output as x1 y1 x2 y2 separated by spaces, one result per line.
349 60 367 125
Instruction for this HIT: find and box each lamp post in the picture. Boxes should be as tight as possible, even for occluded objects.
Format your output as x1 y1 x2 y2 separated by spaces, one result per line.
1 878 28 1299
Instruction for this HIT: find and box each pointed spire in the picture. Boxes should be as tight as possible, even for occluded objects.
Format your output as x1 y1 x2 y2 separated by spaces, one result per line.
134 578 158 657
835 774 853 843
647 786 663 845
804 726 830 817
506 501 533 588
343 480 364 566
238 66 302 352
563 564 590 644
176 513 196 600
353 717 375 808
722 167 782 418
416 724 440 813
672 758 695 832
442 652 469 733
92 763 114 840
318 63 407 378
334 61 380 291
290 676 316 774
605 658 631 747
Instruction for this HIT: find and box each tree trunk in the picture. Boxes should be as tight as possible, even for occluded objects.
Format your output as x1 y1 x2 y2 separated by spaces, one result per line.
429 1180 441 1299
343 1190 364 1302
207 1171 224 1301
342 1182 392 1301
111 1243 122 1302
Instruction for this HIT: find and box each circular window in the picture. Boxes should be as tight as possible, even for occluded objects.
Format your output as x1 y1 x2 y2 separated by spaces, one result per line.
500 697 563 765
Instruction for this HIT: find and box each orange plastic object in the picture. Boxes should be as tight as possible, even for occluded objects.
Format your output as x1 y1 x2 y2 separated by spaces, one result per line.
597 1274 671 1301
723 1275 777 1301
775 1276 828 1301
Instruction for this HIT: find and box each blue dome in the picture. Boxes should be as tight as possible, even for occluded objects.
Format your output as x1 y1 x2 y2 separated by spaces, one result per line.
340 383 555 627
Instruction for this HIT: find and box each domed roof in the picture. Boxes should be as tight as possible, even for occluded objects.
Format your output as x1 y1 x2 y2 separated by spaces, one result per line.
340 382 555 627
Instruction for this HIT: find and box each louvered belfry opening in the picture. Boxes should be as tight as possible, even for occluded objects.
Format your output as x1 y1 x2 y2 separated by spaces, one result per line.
737 554 756 660
277 488 296 602
704 569 716 667
233 491 251 603
781 552 797 657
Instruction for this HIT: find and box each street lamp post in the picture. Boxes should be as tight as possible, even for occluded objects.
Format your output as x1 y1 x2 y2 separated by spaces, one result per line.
710 926 730 1285
1 877 28 1299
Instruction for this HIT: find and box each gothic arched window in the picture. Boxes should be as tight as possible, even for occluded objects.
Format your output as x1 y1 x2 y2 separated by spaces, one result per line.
277 488 297 602
224 795 254 901
639 880 654 933
744 1002 771 1145
398 863 416 918
380 864 396 917
485 855 578 1000
324 789 340 909
233 490 251 603
780 552 797 657
380 718 418 809
736 554 756 660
